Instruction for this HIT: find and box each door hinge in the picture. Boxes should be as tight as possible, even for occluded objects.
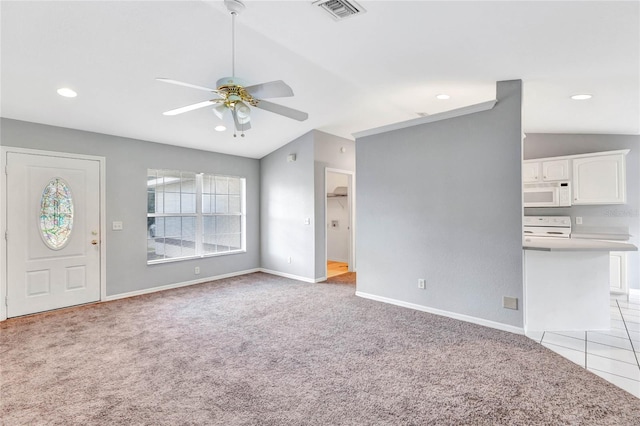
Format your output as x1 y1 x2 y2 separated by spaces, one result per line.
4 231 6 241
4 165 8 175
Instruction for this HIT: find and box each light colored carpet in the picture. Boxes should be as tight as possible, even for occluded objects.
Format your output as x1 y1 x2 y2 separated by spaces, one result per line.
1 272 639 425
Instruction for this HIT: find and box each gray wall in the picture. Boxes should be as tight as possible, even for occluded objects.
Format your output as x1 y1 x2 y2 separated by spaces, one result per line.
1 118 260 296
260 131 315 279
355 80 524 328
525 133 640 290
313 131 356 278
260 130 355 281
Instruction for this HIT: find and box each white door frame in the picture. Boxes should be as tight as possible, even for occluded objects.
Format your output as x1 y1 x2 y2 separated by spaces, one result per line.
325 168 356 276
0 147 107 321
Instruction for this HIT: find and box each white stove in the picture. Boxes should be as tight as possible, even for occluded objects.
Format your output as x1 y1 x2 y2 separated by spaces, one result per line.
523 216 571 238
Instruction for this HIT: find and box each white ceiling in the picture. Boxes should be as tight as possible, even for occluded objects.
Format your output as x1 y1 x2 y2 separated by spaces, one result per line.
1 1 638 159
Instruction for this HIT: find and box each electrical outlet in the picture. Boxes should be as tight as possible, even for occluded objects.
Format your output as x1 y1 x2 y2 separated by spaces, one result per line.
418 279 426 289
576 217 583 225
194 266 200 275
503 296 518 310
287 256 292 264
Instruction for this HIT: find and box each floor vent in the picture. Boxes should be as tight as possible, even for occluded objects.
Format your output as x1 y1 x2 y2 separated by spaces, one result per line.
313 0 366 21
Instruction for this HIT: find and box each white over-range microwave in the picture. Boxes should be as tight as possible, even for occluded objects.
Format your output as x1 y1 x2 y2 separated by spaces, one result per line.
523 181 571 207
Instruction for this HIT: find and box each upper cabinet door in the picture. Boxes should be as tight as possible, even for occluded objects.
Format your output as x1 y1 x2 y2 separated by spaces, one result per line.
522 162 540 183
542 159 570 181
573 154 626 205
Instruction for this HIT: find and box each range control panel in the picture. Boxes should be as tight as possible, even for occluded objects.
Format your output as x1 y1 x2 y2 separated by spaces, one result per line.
523 216 571 227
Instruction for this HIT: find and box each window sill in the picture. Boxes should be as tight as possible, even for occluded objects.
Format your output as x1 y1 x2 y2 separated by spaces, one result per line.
147 249 246 265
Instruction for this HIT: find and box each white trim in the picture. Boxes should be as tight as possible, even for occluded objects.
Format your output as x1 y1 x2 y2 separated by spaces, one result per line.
630 289 640 301
352 100 497 139
0 150 7 321
355 291 525 335
258 268 318 283
104 268 261 301
0 147 107 321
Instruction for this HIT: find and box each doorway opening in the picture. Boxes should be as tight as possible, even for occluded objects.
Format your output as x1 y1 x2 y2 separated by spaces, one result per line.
325 168 355 280
327 261 348 278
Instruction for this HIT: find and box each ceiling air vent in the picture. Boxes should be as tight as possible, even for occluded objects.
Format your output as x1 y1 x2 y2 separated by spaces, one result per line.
313 0 366 21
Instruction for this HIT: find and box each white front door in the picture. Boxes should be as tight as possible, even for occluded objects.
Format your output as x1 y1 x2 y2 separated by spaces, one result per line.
6 152 101 317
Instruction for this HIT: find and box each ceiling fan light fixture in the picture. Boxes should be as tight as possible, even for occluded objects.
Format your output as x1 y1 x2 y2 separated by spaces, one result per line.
213 104 227 120
235 101 251 122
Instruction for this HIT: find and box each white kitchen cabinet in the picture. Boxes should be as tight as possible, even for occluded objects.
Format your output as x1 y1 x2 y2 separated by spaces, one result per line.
522 161 540 183
610 251 627 294
523 159 569 183
541 159 570 181
573 153 626 205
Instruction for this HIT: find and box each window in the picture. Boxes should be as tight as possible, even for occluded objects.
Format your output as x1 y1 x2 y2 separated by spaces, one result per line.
147 169 245 264
40 177 74 250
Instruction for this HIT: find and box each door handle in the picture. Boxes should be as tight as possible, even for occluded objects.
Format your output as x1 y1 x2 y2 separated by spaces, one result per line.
91 240 98 245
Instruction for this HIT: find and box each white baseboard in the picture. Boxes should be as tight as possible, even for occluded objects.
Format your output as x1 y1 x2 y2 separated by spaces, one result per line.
67 267 320 304
258 268 319 283
355 291 525 335
104 268 261 301
630 288 640 301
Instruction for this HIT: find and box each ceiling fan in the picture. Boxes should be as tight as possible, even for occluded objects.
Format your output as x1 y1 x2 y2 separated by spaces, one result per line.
157 0 308 137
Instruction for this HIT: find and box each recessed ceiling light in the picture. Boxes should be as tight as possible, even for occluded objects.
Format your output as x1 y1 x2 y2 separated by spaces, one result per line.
57 87 77 98
435 94 450 100
214 125 226 132
571 94 592 100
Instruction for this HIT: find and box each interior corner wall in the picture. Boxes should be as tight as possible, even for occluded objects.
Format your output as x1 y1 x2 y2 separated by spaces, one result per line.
524 133 640 290
260 131 315 280
313 130 356 279
355 80 524 328
0 118 260 296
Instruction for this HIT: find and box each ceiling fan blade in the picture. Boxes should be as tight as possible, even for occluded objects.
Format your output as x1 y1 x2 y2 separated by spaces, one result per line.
232 109 252 131
254 99 308 121
156 78 219 93
245 80 294 99
163 100 219 116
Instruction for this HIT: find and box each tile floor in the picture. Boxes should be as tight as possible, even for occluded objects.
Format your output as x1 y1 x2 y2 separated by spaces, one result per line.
526 296 640 398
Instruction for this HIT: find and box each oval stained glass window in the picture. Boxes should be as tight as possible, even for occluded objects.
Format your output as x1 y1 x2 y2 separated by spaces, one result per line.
39 178 74 250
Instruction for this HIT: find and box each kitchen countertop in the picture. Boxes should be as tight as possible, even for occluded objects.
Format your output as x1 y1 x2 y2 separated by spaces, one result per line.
523 237 638 252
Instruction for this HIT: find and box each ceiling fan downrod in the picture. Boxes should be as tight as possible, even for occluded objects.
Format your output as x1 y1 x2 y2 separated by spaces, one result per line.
224 0 245 79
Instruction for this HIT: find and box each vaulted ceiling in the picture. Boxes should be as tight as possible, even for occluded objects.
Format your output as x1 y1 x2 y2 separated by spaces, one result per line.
2 1 638 158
